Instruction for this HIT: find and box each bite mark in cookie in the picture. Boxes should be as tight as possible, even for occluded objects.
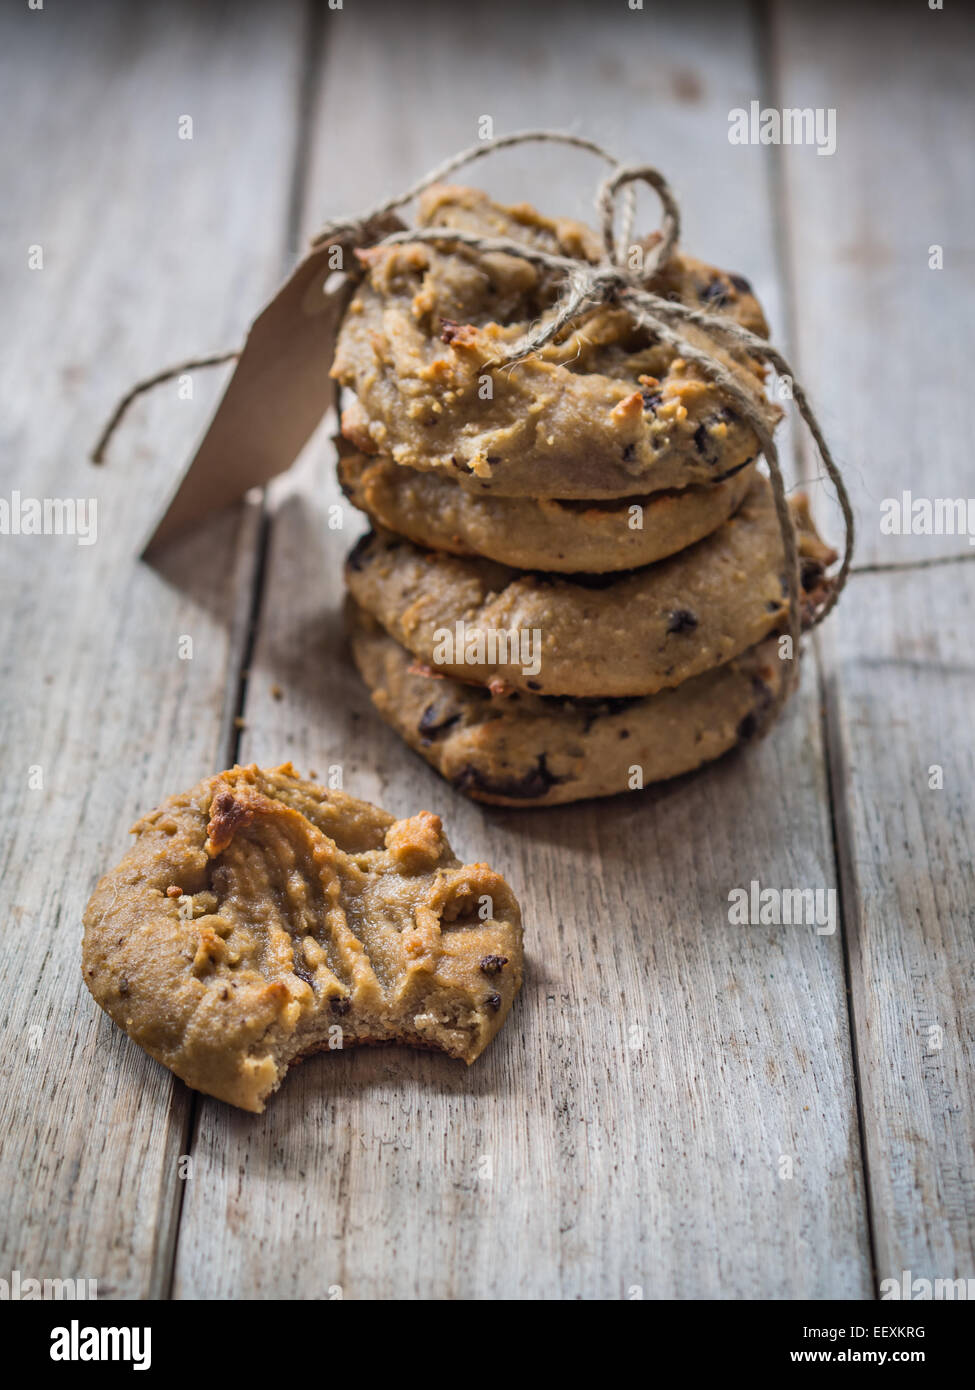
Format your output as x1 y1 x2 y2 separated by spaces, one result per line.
81 764 523 1111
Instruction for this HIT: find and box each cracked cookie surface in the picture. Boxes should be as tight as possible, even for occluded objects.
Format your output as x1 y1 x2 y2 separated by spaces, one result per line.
345 474 834 698
348 603 789 807
338 439 756 573
332 185 781 498
82 764 523 1112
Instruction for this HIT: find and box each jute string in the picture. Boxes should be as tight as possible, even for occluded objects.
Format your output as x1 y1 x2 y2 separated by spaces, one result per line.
92 131 969 729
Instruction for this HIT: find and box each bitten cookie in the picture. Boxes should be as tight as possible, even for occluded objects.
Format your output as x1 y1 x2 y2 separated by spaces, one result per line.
348 603 788 807
338 441 756 573
345 474 834 698
333 184 781 498
82 764 523 1112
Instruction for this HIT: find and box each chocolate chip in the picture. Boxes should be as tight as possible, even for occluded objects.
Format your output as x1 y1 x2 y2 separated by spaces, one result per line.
736 712 758 742
572 693 641 733
345 531 375 572
480 955 508 975
667 608 698 634
329 996 351 1016
486 993 502 1012
454 753 564 801
737 679 774 744
700 275 730 307
729 273 753 294
440 319 461 343
118 977 129 997
486 454 502 464
695 408 739 463
418 703 461 744
525 680 542 691
641 389 662 413
800 558 825 592
292 963 315 988
622 443 636 462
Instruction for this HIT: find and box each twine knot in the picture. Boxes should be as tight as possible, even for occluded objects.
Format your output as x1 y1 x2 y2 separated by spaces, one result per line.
584 263 629 298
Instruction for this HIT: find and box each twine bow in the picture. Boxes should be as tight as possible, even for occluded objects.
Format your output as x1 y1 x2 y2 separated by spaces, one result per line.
95 129 859 733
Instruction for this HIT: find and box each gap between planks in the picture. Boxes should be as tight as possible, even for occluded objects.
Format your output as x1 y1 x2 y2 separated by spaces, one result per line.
759 0 883 1298
158 0 327 1301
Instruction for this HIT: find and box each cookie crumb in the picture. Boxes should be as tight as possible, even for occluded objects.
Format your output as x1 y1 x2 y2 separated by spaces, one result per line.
206 789 257 855
440 319 477 347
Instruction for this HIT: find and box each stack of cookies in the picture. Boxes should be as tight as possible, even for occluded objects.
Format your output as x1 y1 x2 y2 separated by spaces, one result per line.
333 187 834 807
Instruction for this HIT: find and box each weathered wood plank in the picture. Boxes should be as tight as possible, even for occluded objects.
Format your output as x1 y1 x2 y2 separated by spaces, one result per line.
773 0 975 1287
174 0 870 1297
0 0 305 1298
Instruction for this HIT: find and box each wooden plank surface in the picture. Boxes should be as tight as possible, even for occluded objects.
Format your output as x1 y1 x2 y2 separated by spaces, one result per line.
6 0 969 1304
774 0 975 1288
0 0 305 1298
173 0 870 1299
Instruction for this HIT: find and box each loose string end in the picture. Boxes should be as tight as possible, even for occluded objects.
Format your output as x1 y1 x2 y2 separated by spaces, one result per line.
90 350 239 465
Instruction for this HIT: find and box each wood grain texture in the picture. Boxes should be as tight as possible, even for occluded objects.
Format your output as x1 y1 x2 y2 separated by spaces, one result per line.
773 0 975 1286
0 0 305 1297
172 0 870 1299
8 0 966 1305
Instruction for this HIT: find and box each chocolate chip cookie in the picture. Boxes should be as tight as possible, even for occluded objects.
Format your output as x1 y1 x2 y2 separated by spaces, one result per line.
348 603 788 807
333 185 781 498
338 439 757 573
345 474 832 698
82 764 523 1111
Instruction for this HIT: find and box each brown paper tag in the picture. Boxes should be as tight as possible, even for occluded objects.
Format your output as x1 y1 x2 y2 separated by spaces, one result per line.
143 214 401 554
